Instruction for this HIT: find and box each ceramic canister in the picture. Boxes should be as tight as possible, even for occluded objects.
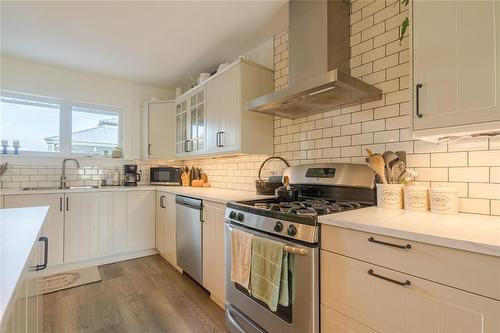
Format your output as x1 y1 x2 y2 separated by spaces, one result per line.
429 187 458 215
403 185 429 211
376 184 404 209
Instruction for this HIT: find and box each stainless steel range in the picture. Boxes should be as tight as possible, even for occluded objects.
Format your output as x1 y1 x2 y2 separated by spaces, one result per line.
225 163 376 333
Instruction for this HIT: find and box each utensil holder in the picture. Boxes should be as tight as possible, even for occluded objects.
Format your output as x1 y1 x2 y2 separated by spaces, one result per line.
377 184 404 209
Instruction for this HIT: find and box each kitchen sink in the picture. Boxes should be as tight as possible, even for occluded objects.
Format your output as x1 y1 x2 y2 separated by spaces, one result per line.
21 185 100 191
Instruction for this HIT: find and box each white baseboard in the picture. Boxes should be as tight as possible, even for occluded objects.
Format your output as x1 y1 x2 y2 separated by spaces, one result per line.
158 252 183 273
41 248 158 276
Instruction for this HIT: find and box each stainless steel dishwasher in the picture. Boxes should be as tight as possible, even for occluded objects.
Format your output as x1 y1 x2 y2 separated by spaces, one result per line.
176 195 204 284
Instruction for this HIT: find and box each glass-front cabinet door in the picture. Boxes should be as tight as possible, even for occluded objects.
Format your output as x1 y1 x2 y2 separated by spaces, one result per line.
175 99 188 155
175 86 206 157
189 87 205 154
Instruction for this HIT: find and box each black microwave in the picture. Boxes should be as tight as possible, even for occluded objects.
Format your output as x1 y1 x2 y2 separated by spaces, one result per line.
150 167 182 185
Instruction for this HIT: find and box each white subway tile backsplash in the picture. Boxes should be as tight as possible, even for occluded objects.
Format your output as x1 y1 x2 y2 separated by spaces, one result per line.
374 129 399 143
469 151 500 166
448 137 488 152
362 119 385 133
406 154 430 167
414 168 448 182
414 141 447 153
352 133 374 145
430 152 467 167
491 200 500 216
491 167 500 183
469 183 500 200
458 198 490 215
449 167 489 183
341 123 362 136
385 141 413 153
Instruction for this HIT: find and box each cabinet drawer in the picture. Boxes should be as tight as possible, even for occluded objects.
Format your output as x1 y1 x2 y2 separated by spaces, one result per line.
321 251 500 333
321 225 500 300
321 305 376 333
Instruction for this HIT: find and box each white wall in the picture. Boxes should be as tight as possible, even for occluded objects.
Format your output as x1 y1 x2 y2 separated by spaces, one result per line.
0 56 173 159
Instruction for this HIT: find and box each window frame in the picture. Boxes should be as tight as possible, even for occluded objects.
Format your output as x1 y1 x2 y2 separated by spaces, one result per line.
0 91 124 158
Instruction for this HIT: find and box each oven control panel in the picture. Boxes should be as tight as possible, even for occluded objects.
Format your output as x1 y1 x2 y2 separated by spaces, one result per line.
225 209 318 244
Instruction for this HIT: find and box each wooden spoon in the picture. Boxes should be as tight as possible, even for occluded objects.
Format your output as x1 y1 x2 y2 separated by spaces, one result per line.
367 153 387 184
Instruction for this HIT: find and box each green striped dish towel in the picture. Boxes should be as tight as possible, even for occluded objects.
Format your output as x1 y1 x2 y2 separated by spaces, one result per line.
250 237 289 312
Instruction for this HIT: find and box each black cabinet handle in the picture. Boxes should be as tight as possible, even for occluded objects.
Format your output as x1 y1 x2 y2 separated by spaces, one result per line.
368 269 410 286
36 236 49 271
416 83 423 118
59 197 63 212
66 197 69 211
368 236 411 249
160 195 165 208
148 144 152 155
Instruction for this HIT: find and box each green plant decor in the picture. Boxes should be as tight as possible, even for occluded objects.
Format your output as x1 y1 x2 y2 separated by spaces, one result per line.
400 0 410 44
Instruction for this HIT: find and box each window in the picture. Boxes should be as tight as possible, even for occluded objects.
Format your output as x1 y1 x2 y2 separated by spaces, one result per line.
0 95 61 152
0 92 123 157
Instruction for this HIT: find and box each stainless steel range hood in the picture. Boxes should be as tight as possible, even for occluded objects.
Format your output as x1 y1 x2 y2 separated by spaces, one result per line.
247 0 382 119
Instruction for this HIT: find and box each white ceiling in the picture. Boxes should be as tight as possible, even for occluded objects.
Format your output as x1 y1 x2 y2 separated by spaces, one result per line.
1 1 288 90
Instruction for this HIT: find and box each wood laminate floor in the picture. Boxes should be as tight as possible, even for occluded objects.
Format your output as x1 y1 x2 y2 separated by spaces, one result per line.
43 255 228 333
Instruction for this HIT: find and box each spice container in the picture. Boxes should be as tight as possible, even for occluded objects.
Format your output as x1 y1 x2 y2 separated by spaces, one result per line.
429 187 458 214
403 185 429 211
376 184 404 209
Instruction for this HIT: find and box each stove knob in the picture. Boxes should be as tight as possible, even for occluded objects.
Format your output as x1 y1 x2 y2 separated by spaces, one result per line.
236 212 245 222
229 211 237 219
274 221 283 232
287 225 297 236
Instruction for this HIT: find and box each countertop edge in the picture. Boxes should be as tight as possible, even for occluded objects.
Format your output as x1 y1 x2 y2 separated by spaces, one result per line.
0 206 49 327
319 208 500 257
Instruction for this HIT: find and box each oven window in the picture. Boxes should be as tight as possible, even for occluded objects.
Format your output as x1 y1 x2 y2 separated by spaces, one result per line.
234 254 293 323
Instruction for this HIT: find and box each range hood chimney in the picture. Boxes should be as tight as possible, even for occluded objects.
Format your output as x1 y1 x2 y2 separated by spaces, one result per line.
247 0 382 119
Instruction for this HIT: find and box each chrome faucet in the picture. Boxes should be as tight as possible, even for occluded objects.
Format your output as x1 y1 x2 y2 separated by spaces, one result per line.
60 159 80 189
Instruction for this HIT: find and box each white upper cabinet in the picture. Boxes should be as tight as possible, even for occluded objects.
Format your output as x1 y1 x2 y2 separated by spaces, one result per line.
412 0 500 140
142 101 175 160
176 59 274 159
206 65 240 154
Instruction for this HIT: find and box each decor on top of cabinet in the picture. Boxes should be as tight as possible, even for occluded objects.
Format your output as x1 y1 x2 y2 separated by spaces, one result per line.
255 156 290 195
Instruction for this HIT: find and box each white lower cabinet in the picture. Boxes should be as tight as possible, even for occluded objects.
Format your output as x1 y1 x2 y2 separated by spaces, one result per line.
4 194 64 266
64 192 113 263
321 226 500 333
155 191 177 265
3 234 44 333
202 200 226 307
126 190 155 251
3 190 156 270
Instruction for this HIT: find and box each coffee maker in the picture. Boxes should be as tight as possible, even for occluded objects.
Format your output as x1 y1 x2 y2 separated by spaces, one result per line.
123 164 141 186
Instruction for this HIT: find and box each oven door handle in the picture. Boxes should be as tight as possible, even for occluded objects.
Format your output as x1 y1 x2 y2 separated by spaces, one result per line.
227 224 309 256
284 245 308 256
225 307 246 333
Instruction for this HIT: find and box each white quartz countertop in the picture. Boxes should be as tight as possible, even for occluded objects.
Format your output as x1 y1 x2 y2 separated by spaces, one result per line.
0 185 157 195
154 186 272 204
0 206 49 326
319 207 500 257
0 185 271 204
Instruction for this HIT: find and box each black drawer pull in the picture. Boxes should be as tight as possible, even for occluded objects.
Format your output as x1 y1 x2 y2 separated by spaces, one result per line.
368 236 411 249
36 236 49 271
368 269 410 286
